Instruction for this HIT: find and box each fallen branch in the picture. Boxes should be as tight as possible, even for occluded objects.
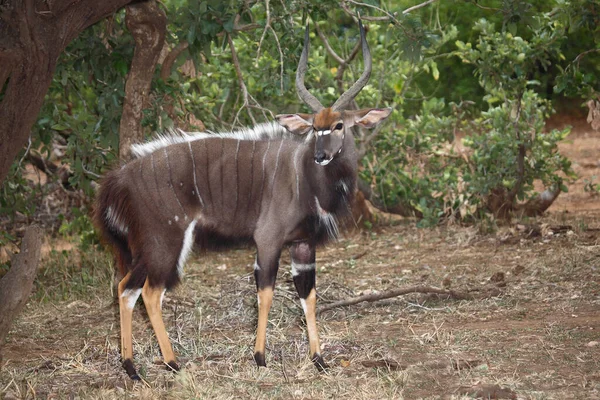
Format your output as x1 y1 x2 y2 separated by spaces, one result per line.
318 285 500 314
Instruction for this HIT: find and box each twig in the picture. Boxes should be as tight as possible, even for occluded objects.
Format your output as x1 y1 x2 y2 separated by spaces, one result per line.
227 33 256 127
348 0 399 21
402 0 439 14
15 134 32 175
340 1 392 22
253 1 283 92
574 48 600 66
318 285 480 314
255 0 270 61
315 23 346 65
342 0 438 23
160 41 189 80
268 25 284 93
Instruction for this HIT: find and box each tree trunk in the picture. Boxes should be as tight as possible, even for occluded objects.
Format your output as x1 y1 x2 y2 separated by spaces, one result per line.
0 225 44 366
0 0 135 187
118 1 167 162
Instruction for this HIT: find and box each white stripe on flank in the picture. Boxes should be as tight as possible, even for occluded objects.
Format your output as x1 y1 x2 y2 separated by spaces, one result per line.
177 220 197 277
293 145 302 202
261 140 271 193
272 140 284 188
164 148 189 221
121 288 142 310
291 261 315 277
188 141 205 207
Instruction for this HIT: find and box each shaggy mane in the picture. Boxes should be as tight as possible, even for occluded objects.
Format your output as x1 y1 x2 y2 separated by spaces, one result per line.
131 122 303 158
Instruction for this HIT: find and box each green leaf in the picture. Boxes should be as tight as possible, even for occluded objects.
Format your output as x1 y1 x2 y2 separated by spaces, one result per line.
188 24 196 45
51 124 69 131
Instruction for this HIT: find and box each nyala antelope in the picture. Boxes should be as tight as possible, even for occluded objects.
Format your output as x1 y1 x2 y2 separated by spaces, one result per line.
94 19 391 380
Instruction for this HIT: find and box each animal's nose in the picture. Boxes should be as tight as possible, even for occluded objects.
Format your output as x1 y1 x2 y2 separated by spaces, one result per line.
314 150 327 163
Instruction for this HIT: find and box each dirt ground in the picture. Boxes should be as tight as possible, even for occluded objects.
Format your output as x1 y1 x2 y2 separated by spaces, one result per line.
1 117 599 399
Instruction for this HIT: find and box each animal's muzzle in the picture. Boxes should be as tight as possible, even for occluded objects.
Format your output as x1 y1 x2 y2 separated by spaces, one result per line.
314 150 327 164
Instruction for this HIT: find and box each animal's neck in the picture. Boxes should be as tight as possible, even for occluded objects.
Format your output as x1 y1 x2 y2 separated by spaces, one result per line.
306 133 357 215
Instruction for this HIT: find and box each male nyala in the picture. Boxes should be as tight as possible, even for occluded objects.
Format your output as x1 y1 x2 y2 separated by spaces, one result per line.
94 18 391 380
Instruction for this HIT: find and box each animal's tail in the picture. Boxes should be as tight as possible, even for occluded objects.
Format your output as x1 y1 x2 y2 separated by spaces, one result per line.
93 171 134 278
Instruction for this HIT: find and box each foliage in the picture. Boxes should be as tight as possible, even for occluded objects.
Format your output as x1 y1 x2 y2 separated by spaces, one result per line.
552 0 600 100
0 0 596 232
364 12 575 225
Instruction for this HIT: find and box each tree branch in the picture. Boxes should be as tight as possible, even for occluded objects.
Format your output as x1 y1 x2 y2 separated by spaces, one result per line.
228 33 256 126
318 284 501 314
319 286 471 314
402 0 439 14
507 93 525 206
0 0 135 186
160 41 189 81
119 0 166 162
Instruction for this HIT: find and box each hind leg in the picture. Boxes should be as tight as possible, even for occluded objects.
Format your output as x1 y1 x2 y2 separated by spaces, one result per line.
140 220 197 372
118 272 142 380
141 279 179 371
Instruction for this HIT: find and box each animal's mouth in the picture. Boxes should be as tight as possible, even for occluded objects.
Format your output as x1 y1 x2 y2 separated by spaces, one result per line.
315 157 333 166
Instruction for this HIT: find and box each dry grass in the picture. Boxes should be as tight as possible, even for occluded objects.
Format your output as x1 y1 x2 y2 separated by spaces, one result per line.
2 120 600 399
1 212 599 399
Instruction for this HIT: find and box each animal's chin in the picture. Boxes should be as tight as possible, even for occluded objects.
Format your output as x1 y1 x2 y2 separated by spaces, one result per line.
315 158 333 166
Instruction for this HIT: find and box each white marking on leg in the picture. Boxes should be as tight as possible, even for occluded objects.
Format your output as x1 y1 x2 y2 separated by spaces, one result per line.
300 298 308 314
160 289 166 308
177 220 198 277
291 261 315 277
121 288 142 310
253 257 261 271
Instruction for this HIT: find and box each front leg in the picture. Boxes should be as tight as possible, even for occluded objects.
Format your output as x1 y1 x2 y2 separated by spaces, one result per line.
290 241 328 371
253 245 281 367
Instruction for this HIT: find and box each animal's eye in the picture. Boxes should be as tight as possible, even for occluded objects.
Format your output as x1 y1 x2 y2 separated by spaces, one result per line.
335 123 343 131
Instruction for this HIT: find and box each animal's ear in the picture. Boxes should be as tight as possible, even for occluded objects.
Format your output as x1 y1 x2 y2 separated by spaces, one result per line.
276 113 314 135
343 108 392 129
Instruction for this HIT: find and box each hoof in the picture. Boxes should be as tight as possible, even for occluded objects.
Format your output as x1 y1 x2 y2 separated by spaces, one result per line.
254 352 267 367
311 354 329 372
166 360 180 372
122 359 141 381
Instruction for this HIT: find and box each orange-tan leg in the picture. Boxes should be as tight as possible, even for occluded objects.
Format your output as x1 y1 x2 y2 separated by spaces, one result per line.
118 272 142 380
141 279 179 372
290 242 328 371
254 287 274 366
301 288 327 371
252 242 281 367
